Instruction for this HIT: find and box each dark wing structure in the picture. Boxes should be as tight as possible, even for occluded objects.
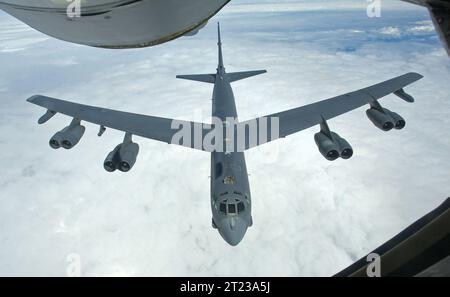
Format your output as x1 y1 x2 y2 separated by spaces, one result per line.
27 95 212 151
401 0 450 56
28 73 423 155
334 198 450 277
236 72 423 151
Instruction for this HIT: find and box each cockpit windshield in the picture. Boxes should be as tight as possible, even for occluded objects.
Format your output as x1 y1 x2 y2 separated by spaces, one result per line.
218 200 245 215
237 202 245 212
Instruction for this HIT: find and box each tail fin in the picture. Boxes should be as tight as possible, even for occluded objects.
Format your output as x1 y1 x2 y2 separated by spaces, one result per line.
176 23 267 84
217 22 267 82
218 22 224 70
176 74 216 83
176 23 223 84
176 70 267 84
227 70 267 82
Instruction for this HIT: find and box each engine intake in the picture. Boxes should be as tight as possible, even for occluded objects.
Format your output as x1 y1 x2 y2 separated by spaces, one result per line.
389 111 406 130
314 132 339 161
103 145 122 172
366 107 406 131
336 136 353 159
366 108 394 131
118 142 140 172
103 135 139 173
314 131 353 161
49 121 85 149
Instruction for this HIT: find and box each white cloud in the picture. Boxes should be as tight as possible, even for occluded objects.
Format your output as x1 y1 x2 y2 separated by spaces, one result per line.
226 0 422 13
0 17 49 52
408 20 435 33
379 26 401 36
0 2 449 276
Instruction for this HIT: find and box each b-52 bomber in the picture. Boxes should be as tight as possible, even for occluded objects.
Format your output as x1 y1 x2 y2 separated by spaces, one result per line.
27 24 423 245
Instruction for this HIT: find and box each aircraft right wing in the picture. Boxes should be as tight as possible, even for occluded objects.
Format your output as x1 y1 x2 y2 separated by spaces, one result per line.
236 72 423 151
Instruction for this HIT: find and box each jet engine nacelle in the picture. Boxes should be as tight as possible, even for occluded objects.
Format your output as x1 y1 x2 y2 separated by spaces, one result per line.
366 108 405 131
103 145 122 172
118 142 140 172
388 111 406 130
49 123 85 149
335 135 354 159
103 142 139 173
314 132 353 161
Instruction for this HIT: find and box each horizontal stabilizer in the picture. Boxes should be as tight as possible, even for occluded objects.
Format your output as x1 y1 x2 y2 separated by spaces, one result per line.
176 74 216 83
228 70 267 82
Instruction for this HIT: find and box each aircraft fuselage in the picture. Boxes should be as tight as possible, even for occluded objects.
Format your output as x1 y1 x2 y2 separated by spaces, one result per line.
210 66 253 246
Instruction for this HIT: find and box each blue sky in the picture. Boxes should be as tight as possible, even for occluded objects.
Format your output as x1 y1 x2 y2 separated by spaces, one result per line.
0 1 449 276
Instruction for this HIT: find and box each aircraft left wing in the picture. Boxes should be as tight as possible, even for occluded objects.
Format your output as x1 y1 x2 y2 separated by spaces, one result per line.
27 95 212 151
236 72 423 151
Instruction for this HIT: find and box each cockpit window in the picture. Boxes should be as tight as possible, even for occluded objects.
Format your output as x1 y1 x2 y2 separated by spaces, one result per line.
218 200 245 215
237 202 245 213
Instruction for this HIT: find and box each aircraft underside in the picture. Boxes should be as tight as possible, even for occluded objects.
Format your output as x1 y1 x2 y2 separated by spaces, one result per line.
0 0 230 48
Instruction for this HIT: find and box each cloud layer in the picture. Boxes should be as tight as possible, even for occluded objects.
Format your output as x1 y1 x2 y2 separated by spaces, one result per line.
0 2 449 276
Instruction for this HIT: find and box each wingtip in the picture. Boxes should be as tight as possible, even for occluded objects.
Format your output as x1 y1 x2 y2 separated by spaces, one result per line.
409 72 424 80
26 95 41 103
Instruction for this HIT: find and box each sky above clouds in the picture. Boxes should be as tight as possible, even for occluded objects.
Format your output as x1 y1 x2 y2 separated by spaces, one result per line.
0 1 449 276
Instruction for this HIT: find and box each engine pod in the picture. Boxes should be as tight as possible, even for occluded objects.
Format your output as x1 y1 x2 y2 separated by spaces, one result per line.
49 131 63 149
59 125 86 149
332 133 353 160
314 132 340 161
103 145 122 172
118 142 140 172
366 108 394 131
387 110 406 130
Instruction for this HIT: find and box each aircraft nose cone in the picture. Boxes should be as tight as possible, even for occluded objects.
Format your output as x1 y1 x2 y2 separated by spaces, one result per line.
219 217 248 246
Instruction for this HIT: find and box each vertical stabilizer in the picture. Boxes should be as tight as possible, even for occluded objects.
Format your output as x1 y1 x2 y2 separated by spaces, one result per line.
217 22 225 72
176 23 266 83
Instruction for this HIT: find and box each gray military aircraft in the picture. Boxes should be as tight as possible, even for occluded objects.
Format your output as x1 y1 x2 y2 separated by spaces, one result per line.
400 0 450 56
27 24 423 245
